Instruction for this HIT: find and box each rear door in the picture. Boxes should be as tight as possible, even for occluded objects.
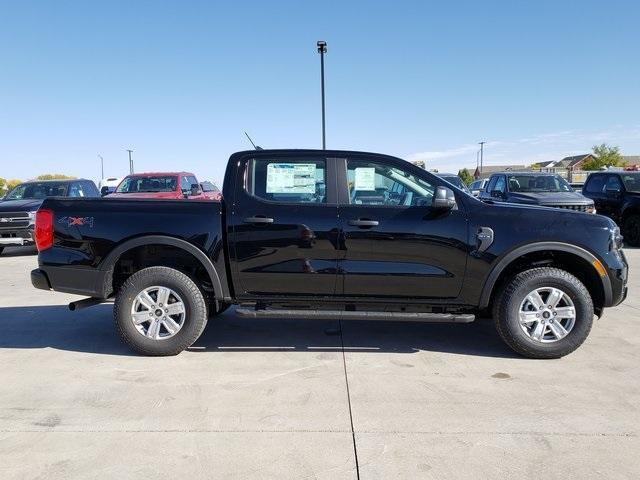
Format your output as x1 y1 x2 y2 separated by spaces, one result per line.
583 173 607 214
336 154 468 299
227 153 340 297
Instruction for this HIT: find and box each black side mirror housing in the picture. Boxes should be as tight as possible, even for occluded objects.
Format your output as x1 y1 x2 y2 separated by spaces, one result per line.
491 189 505 199
190 183 202 196
432 186 456 209
100 186 111 197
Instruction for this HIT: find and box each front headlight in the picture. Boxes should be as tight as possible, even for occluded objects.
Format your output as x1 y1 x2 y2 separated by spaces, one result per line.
586 204 596 214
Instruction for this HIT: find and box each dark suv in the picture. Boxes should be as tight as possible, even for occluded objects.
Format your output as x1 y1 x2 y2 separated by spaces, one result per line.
582 171 640 246
479 172 595 213
0 179 99 255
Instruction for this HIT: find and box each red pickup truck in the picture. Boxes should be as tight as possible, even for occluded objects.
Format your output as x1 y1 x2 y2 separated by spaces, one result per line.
110 172 207 200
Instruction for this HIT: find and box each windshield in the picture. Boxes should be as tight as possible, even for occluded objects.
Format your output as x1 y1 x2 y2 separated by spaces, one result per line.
116 176 178 193
621 174 640 193
507 175 572 193
5 182 68 200
441 175 471 194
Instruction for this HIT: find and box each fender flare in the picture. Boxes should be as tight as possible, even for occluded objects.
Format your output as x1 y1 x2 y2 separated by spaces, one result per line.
478 241 611 309
99 235 224 300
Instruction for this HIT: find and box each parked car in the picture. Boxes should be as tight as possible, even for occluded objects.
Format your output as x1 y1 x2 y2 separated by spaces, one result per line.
582 171 640 246
479 172 595 213
469 178 489 197
0 179 99 255
436 173 472 195
110 172 205 199
31 149 627 359
200 181 222 201
98 177 122 196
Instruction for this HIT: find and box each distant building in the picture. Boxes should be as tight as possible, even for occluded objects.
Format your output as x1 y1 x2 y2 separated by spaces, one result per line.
554 154 596 172
473 164 528 179
623 156 640 170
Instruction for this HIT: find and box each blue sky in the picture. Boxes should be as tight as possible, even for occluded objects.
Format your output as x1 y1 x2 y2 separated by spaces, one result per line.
1 0 639 184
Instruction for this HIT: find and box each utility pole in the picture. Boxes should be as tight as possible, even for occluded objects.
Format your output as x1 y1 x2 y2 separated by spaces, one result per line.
478 141 485 174
317 41 327 150
126 149 134 174
98 154 104 179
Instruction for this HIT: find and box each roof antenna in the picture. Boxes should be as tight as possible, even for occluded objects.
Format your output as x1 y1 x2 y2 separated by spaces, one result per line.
244 131 263 150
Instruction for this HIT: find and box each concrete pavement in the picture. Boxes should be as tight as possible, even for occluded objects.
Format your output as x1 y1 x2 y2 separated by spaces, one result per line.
0 246 638 479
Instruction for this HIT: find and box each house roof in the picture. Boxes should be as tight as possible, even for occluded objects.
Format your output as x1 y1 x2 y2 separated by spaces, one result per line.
555 154 593 168
537 161 556 168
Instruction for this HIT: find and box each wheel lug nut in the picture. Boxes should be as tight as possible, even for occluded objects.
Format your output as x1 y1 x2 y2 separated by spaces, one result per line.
165 309 168 313
149 312 153 316
536 314 539 317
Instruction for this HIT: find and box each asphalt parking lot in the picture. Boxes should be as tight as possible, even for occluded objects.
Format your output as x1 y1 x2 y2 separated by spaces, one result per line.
0 246 639 479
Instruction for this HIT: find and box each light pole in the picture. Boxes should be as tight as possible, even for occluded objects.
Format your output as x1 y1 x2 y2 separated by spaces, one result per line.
317 40 327 150
98 154 104 179
126 149 134 174
478 141 485 174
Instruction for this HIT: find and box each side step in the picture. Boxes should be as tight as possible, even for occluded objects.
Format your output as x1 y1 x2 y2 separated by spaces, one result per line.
235 308 475 323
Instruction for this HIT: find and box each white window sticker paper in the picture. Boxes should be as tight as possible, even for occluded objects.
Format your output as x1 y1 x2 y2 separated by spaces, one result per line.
354 167 376 190
266 163 317 194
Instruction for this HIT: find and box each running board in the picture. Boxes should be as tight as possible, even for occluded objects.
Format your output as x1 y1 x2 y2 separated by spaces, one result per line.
235 308 475 323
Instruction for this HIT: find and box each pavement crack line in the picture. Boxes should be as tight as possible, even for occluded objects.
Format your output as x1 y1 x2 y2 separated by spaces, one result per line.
338 319 361 480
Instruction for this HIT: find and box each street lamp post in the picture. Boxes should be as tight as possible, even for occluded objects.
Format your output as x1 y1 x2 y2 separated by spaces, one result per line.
478 141 485 174
126 149 134 174
317 40 327 150
98 154 104 180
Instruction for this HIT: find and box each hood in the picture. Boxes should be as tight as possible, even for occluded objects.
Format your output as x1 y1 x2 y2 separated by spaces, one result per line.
509 191 593 205
0 198 44 212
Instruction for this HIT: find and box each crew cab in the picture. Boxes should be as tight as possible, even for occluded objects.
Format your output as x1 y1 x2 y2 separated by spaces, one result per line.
582 171 640 246
31 150 628 359
110 172 205 199
479 172 595 213
0 178 99 255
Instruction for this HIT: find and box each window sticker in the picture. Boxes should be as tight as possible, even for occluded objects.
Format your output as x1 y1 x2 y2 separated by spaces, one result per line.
354 167 376 191
266 163 317 194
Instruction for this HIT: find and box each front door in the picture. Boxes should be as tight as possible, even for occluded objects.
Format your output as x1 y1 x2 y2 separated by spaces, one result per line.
227 153 340 297
337 155 468 299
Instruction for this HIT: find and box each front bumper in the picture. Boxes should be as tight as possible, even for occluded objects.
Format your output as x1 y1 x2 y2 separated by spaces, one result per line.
0 227 34 247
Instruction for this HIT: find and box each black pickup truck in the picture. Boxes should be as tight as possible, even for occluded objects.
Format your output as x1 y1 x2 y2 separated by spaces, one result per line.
31 150 628 358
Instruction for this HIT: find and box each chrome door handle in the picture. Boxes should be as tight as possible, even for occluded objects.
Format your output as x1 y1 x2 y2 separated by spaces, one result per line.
348 219 379 227
243 216 274 224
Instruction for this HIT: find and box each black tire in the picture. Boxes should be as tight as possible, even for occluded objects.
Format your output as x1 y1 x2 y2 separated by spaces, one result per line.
493 267 593 359
114 266 208 356
623 214 640 247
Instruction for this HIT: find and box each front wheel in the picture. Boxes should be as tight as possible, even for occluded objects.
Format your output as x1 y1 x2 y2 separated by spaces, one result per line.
493 267 593 359
114 266 208 356
623 214 640 247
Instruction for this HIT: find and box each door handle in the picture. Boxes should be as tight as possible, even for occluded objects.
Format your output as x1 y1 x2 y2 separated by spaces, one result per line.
243 216 274 224
348 219 379 227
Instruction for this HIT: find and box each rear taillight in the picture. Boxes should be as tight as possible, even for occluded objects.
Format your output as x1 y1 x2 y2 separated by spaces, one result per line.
35 209 54 251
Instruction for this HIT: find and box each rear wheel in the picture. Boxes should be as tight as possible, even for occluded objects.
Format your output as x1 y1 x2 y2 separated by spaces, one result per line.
623 214 640 247
114 266 208 356
493 267 593 359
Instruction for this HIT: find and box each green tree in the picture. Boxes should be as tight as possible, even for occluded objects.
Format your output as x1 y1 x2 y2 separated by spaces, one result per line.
457 168 474 185
0 177 6 192
35 174 76 180
530 163 541 170
7 179 22 190
582 143 626 170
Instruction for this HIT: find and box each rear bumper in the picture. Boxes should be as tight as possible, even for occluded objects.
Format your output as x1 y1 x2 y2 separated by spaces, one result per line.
31 269 52 290
31 266 110 298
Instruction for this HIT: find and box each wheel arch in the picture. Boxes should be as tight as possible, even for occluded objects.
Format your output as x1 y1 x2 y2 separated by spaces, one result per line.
99 235 224 300
479 242 612 314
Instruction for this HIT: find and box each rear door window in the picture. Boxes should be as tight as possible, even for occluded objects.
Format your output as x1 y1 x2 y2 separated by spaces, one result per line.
248 158 327 204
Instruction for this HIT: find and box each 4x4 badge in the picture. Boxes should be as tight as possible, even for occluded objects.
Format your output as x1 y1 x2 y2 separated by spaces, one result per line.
58 216 94 228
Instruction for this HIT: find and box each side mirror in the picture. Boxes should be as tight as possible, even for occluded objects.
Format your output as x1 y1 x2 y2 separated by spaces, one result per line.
491 190 505 199
432 186 456 209
100 186 111 197
191 183 202 196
